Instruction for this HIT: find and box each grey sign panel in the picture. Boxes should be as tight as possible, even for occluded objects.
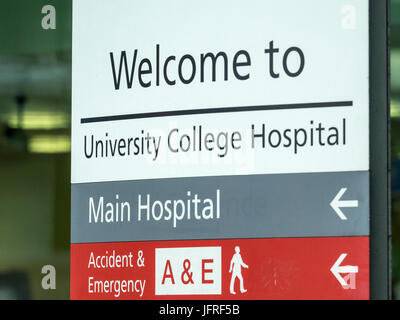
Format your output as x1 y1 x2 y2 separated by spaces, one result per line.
71 171 369 243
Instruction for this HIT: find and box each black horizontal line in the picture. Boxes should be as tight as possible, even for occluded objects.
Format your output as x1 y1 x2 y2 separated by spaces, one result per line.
80 100 353 124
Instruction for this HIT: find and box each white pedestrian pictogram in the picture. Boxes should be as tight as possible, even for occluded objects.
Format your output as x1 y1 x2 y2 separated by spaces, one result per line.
229 246 249 294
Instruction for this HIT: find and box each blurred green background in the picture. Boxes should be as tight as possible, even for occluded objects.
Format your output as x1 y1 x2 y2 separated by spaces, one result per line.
0 0 397 299
0 0 71 299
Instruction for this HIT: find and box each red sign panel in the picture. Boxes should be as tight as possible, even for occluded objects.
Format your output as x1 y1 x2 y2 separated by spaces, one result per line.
71 237 369 300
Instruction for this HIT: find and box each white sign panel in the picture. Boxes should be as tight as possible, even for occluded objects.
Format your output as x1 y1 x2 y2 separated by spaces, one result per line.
72 0 369 184
155 247 222 295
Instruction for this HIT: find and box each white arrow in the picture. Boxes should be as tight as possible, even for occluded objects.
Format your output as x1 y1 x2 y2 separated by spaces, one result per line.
330 188 359 220
330 253 359 287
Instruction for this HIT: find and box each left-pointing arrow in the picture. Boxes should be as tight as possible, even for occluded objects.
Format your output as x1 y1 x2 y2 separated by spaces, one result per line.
330 188 359 220
330 253 359 287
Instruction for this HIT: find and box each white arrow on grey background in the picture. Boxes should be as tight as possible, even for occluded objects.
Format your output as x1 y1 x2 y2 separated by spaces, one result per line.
330 187 359 220
330 253 359 286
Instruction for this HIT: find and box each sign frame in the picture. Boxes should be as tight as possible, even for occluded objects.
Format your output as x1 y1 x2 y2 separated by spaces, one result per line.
369 0 391 300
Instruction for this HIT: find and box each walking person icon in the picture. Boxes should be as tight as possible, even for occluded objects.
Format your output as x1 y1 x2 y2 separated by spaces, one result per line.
229 246 249 294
